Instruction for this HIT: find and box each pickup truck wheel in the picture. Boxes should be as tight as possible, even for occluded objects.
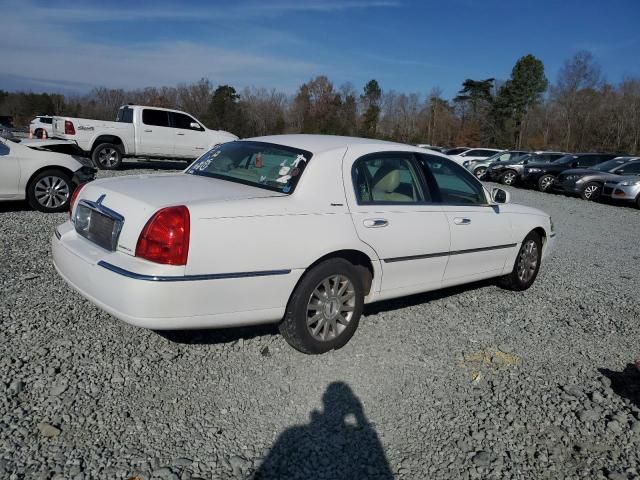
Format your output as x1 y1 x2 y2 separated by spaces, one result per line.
498 232 542 291
92 143 122 170
537 174 555 192
279 258 364 354
499 170 517 186
27 169 73 213
580 182 601 201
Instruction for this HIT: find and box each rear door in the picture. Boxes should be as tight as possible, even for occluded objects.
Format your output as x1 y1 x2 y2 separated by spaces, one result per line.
137 109 175 157
345 149 450 294
170 112 209 159
0 142 21 198
419 154 515 283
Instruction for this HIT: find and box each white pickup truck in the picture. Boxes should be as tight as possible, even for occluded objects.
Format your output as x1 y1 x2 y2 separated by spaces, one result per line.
51 105 238 169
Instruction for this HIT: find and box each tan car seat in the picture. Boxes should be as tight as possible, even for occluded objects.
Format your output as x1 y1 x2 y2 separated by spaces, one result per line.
371 166 413 202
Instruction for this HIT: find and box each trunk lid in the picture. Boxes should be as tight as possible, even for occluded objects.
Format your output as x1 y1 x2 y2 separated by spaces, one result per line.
76 173 285 254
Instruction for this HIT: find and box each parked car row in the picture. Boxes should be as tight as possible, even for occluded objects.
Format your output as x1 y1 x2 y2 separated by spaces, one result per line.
468 148 640 208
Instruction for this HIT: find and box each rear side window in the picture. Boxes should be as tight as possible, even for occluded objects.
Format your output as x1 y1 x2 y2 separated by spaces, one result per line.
420 154 486 205
117 107 134 123
619 162 640 174
142 109 169 127
39 117 53 124
352 153 429 204
170 112 203 131
576 155 602 167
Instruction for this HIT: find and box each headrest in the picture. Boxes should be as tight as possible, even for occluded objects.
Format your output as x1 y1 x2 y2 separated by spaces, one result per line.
372 167 401 193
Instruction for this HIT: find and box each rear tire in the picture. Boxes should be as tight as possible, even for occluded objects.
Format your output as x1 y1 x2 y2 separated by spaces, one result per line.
580 182 601 201
499 170 517 186
27 169 74 213
635 194 640 210
279 258 364 354
498 232 542 291
92 143 123 170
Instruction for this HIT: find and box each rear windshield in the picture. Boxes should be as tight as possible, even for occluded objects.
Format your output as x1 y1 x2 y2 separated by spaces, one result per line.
186 141 312 194
116 107 134 123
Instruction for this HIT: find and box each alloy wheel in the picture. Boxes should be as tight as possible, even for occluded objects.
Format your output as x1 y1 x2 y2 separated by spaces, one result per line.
98 147 119 168
34 176 70 209
517 240 538 283
502 172 516 185
539 175 554 191
474 167 487 179
583 184 600 200
306 275 356 342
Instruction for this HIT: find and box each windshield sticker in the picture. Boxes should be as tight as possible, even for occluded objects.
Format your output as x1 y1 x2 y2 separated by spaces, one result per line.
279 166 291 176
291 167 301 177
276 174 292 184
293 154 307 167
259 175 267 183
282 185 291 193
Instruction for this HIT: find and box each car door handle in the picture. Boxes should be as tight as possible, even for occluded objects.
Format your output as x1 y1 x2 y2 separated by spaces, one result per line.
176 132 185 136
363 219 388 228
453 217 471 225
144 129 152 133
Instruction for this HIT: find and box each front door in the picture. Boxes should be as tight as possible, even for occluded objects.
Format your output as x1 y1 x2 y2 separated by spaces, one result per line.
344 149 450 296
419 154 515 282
0 142 21 198
170 112 209 159
137 109 176 157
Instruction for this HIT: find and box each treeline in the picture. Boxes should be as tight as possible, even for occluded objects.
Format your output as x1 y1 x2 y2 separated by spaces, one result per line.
1 51 639 154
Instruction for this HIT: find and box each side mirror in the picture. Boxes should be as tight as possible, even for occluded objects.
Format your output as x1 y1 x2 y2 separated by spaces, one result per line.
190 122 201 130
491 187 510 204
523 159 529 164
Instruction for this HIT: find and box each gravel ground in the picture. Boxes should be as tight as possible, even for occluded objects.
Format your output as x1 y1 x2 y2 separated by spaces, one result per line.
1 159 640 480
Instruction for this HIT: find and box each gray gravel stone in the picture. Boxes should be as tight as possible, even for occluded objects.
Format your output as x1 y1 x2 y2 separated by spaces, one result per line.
1 166 640 479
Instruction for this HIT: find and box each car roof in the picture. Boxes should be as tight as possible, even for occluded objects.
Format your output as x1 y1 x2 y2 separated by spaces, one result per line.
243 134 447 156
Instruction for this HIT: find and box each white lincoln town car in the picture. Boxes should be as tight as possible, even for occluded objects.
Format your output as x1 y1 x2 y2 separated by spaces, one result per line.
52 135 556 354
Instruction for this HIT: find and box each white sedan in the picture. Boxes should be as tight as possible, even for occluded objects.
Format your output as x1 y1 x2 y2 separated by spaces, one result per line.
0 138 96 212
52 135 556 354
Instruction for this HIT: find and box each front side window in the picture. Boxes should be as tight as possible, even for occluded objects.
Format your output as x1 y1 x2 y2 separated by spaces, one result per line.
616 162 640 174
171 112 204 131
353 154 428 204
593 158 627 171
186 141 311 194
420 154 487 205
142 109 169 127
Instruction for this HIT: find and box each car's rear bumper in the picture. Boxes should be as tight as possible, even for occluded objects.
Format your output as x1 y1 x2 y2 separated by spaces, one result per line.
52 222 301 330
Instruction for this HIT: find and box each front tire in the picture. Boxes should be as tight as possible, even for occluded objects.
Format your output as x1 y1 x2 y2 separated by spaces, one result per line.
27 169 74 212
537 174 555 192
499 170 517 186
279 259 364 354
580 182 601 201
498 232 542 291
474 166 487 179
92 143 123 170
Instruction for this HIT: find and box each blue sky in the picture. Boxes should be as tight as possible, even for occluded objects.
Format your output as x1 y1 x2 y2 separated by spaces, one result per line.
1 0 639 99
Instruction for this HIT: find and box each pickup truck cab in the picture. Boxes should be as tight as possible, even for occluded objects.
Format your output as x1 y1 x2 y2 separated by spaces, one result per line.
51 105 238 170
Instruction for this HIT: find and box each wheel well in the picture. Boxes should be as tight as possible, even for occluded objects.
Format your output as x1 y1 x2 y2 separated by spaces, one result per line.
91 136 124 153
306 250 374 295
531 227 547 246
26 166 75 195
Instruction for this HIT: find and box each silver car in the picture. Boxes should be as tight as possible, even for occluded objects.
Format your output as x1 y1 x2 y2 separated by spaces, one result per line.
485 151 566 185
602 176 640 209
463 150 529 179
554 157 640 200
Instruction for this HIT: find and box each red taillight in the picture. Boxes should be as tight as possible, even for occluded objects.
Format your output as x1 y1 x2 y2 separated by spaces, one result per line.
69 183 87 218
136 206 190 265
64 120 75 135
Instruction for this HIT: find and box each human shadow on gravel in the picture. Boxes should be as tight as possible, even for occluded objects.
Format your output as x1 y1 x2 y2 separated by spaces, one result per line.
599 365 640 410
363 278 496 316
251 382 393 480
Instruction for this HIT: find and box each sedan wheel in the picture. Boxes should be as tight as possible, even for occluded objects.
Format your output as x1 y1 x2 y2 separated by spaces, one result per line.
537 174 555 192
580 182 601 201
306 275 356 342
474 167 487 179
27 169 74 213
279 258 364 354
498 232 542 291
499 170 517 186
